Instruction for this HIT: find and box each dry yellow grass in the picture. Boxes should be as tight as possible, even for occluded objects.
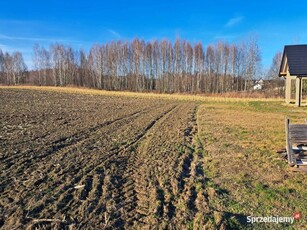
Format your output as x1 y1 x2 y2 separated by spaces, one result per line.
0 85 283 103
197 101 307 228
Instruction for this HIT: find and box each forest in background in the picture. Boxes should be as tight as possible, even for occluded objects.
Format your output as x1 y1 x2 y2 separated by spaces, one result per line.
0 37 283 95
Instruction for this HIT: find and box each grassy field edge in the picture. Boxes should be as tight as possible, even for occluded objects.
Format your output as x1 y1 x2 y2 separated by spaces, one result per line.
0 85 283 103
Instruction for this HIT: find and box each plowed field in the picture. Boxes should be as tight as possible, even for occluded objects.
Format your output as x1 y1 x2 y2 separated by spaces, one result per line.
2 88 306 229
0 89 208 229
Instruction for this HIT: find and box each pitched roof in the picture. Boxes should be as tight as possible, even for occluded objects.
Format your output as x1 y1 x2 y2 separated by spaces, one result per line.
279 44 307 77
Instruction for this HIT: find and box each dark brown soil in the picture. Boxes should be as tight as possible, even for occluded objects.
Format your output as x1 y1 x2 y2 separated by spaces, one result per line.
0 89 208 229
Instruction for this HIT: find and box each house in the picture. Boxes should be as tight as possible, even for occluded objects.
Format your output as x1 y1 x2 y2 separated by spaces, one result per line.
279 44 307 106
253 83 262 90
252 79 264 90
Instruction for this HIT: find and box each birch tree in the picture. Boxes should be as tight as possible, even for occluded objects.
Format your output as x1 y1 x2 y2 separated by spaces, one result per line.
0 49 4 84
12 52 27 84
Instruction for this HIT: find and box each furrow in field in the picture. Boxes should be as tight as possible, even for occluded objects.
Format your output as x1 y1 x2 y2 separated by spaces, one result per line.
129 103 205 228
11 104 177 228
0 89 214 229
68 105 178 228
102 105 178 228
0 106 152 196
126 104 177 225
1 105 151 166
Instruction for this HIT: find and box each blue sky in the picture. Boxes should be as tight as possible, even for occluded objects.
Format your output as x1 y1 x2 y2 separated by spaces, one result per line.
1 0 307 70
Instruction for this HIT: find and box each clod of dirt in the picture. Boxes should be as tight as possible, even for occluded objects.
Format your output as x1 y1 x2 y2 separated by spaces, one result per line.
213 211 223 225
207 187 217 198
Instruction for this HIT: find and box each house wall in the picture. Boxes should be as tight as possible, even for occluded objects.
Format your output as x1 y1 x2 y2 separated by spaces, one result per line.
285 74 296 104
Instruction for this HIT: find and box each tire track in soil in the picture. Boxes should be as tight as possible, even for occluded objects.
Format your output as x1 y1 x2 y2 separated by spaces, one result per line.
166 105 199 224
0 89 147 160
178 106 200 219
129 103 206 228
19 104 178 229
53 105 177 228
120 104 190 227
0 105 160 194
75 105 179 229
1 90 211 229
1 105 153 165
1 104 148 224
175 105 210 227
42 105 179 229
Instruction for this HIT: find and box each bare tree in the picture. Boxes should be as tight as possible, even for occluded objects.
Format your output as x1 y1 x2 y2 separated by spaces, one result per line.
1 51 27 85
88 44 104 89
174 39 182 92
12 52 27 84
41 47 51 85
131 38 141 91
1 38 267 95
3 52 13 85
33 44 42 85
267 51 283 95
78 49 88 87
50 44 63 86
267 51 282 79
229 44 237 91
222 42 230 92
152 40 160 91
182 41 193 92
245 36 261 91
0 49 4 84
208 43 217 93
194 43 204 93
33 44 51 85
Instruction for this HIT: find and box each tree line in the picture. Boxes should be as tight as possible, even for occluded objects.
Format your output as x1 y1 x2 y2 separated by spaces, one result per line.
0 50 27 85
0 37 268 93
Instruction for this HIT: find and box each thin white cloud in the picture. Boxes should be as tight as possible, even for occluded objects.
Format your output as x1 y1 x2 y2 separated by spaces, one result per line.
225 16 244 27
107 29 121 39
0 33 83 45
0 34 50 42
0 43 9 51
0 43 31 54
0 19 37 24
0 43 25 53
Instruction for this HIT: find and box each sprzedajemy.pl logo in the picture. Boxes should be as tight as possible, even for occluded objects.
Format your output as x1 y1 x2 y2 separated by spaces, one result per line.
247 212 301 224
